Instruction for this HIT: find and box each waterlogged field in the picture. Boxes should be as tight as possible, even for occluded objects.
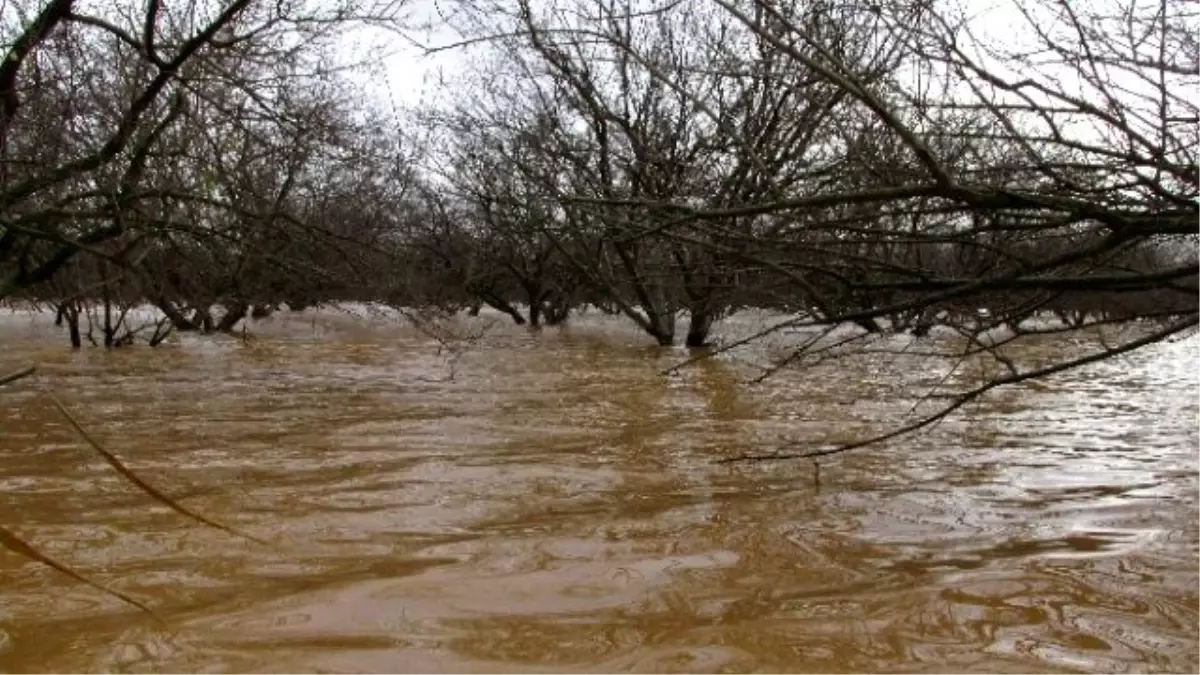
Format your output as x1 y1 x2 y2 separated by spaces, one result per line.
1 305 1196 673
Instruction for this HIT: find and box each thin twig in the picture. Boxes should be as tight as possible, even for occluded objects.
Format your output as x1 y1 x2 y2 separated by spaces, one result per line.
0 524 165 625
719 317 1196 463
0 365 36 387
45 391 266 545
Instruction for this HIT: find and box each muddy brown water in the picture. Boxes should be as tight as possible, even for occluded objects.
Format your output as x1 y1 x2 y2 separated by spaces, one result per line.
1 307 1196 673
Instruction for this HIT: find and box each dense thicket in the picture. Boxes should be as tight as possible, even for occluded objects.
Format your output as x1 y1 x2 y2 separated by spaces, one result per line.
2 0 1195 352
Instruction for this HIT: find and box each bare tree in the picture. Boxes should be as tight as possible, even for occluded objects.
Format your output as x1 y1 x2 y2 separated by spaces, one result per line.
699 0 1196 458
0 0 429 346
429 0 915 344
421 0 1196 456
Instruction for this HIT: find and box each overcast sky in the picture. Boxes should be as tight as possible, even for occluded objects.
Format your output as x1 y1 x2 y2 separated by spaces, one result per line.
341 0 473 113
347 0 1030 99
345 0 1197 163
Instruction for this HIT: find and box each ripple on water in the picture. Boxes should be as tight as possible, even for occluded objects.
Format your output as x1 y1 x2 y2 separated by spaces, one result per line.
0 311 1196 673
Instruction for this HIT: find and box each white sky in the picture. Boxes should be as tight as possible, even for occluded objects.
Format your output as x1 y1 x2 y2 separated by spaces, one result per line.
341 0 1197 183
342 0 475 113
371 1 1058 120
353 0 1196 96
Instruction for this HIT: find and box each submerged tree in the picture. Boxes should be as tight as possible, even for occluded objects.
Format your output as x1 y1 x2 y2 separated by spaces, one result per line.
1 0 1194 421
0 0 423 621
420 0 1197 455
429 0 923 344
0 0 419 345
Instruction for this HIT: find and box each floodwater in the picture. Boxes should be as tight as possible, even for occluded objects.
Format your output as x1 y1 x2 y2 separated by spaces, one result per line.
0 306 1196 673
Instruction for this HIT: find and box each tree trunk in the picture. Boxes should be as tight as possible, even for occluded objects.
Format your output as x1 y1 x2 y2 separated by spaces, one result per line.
545 291 572 325
685 309 714 348
852 317 882 333
65 304 81 349
193 307 215 332
157 300 198 331
102 294 116 348
216 302 248 333
478 293 526 325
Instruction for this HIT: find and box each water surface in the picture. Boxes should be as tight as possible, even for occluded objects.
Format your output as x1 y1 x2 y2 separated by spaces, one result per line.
1 307 1196 673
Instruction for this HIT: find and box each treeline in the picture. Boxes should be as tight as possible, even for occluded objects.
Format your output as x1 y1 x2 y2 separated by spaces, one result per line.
0 0 1195 350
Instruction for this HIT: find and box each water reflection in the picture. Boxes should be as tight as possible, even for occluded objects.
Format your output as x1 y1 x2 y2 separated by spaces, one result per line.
0 307 1196 673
